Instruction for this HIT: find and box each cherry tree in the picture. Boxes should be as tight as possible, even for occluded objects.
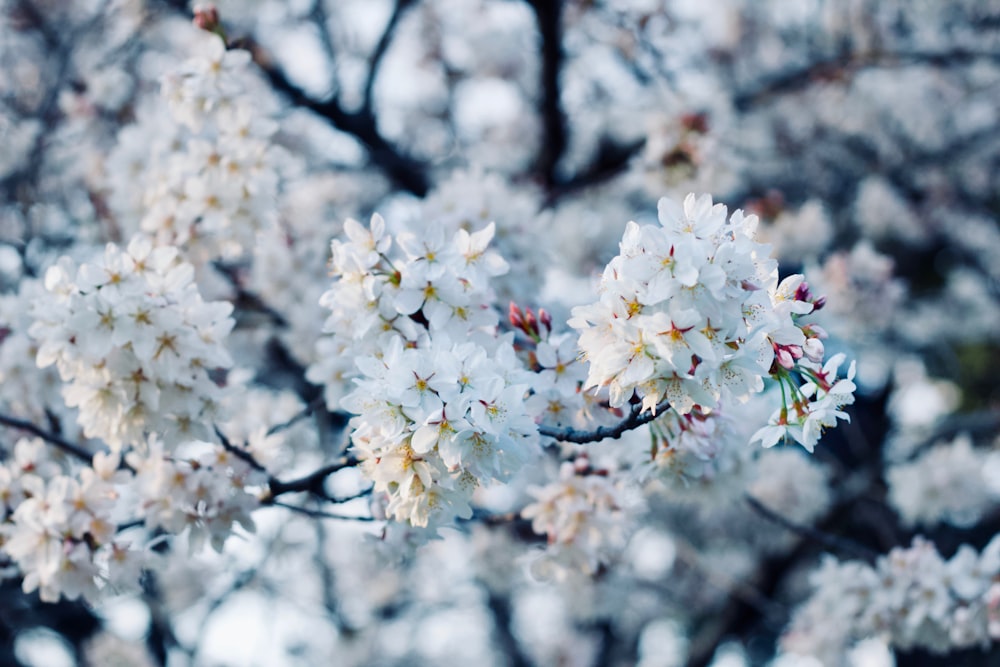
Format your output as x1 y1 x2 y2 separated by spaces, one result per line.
0 1 998 666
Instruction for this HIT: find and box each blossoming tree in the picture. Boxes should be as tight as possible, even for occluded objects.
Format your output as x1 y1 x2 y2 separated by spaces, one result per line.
1 1 999 666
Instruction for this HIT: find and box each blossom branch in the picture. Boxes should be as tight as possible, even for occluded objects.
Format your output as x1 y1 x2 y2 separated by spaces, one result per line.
264 455 362 500
0 413 93 462
537 400 671 444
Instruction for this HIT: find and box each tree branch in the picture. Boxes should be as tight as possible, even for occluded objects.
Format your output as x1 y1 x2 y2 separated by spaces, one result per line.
0 413 93 462
526 0 568 190
265 455 362 499
537 400 670 444
744 493 877 561
249 43 431 196
362 0 417 116
270 500 375 521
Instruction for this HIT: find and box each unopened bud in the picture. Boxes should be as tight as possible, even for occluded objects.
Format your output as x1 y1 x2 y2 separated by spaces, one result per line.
680 111 709 134
812 296 827 311
802 323 828 340
508 302 524 329
193 4 220 32
539 308 552 333
524 308 538 335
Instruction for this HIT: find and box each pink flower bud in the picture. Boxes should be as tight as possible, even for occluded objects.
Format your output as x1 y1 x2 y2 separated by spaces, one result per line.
539 308 552 333
524 308 538 335
508 302 524 329
777 347 795 370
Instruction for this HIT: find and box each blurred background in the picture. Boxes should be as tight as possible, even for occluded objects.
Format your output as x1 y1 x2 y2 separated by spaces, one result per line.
1 0 1000 665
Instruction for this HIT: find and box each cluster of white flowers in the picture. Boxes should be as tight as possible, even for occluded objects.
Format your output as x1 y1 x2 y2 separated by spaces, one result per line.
127 437 260 553
521 458 629 575
570 193 854 453
314 214 538 530
106 30 280 261
508 304 601 432
570 193 778 415
887 433 1000 528
415 169 548 304
346 336 538 529
0 439 142 603
640 405 747 490
28 237 234 450
307 213 506 408
782 536 1000 663
750 351 857 454
0 279 69 425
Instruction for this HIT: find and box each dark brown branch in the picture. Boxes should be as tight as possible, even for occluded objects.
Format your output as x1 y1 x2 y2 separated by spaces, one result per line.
265 455 361 499
537 400 670 444
734 48 1000 111
362 0 417 116
527 0 568 190
0 413 93 462
250 44 430 196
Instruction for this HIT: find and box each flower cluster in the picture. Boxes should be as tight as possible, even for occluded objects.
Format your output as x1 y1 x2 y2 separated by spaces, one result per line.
510 304 601 432
521 458 629 575
570 193 780 415
750 351 857 454
0 439 142 603
127 437 261 553
570 193 854 452
315 214 537 530
886 433 1000 528
346 336 538 529
106 30 280 261
0 279 69 425
307 213 507 409
640 405 748 491
29 237 234 450
782 536 1000 663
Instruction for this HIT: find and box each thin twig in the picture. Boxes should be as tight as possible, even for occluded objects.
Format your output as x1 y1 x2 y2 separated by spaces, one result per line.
270 500 375 521
362 0 416 115
745 493 878 561
265 396 328 437
214 425 268 473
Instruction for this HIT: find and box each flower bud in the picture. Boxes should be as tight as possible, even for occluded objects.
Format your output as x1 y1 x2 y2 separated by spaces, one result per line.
803 338 824 362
